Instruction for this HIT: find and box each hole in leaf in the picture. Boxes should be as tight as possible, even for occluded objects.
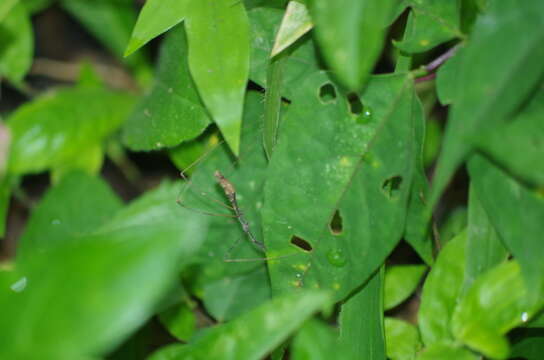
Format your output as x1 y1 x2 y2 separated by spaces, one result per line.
347 93 363 115
329 210 343 235
290 236 313 252
382 175 403 199
318 83 337 103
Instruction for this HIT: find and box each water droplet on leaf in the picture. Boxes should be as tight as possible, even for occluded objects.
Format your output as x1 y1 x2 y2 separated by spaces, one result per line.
327 249 347 267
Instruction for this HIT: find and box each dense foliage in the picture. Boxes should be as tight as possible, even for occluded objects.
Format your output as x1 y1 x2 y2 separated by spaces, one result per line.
1 0 543 359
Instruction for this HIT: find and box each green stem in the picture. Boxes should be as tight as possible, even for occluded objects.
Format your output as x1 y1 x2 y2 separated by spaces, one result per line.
263 52 287 160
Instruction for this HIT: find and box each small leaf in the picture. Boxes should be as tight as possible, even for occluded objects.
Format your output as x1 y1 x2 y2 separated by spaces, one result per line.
124 0 189 56
430 0 544 208
185 0 250 156
159 302 196 342
309 0 395 90
292 319 351 360
385 318 422 360
7 87 135 176
338 267 386 359
149 291 331 360
271 1 313 57
419 231 467 346
384 265 427 311
436 47 463 106
416 343 478 360
0 1 32 83
468 154 544 303
122 25 210 151
452 261 543 359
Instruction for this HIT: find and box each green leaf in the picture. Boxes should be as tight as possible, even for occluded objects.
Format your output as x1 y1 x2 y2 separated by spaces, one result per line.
22 0 53 14
0 175 10 238
384 265 427 310
416 343 478 360
122 25 210 151
185 0 250 156
452 261 544 359
435 47 462 106
15 171 122 265
271 1 313 57
395 0 463 53
7 87 135 175
0 0 18 21
439 206 467 245
0 218 207 359
384 318 422 360
338 267 386 359
248 7 320 99
468 154 544 303
50 143 104 183
292 319 350 360
203 267 271 322
263 72 424 301
309 0 395 90
125 0 189 56
510 328 544 360
463 183 508 292
149 290 331 360
430 0 544 208
159 302 196 342
473 87 544 186
0 1 32 83
419 231 466 346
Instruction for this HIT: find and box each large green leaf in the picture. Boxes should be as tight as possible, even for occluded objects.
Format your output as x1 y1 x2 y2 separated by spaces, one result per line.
270 0 313 57
124 0 189 56
384 318 422 360
149 291 331 360
263 72 423 301
416 343 477 360
0 1 32 83
308 0 395 91
384 265 427 310
0 214 207 359
16 172 123 267
185 0 250 156
292 318 353 360
248 7 320 98
338 267 386 359
435 48 462 106
395 0 463 54
473 87 544 187
418 231 466 346
7 87 135 176
463 183 507 292
452 261 544 359
430 0 544 208
468 155 544 303
122 25 210 151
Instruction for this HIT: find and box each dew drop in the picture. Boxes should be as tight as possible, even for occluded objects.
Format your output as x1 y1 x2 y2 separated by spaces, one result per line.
51 219 61 225
521 312 529 322
295 273 302 278
357 105 373 125
11 277 27 292
327 249 347 267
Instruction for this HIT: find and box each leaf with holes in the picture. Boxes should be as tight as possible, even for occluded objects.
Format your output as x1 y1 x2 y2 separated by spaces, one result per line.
430 0 544 208
262 71 425 302
122 25 210 151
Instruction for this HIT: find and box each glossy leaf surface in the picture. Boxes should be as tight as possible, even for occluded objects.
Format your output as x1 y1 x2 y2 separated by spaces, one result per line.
384 264 427 310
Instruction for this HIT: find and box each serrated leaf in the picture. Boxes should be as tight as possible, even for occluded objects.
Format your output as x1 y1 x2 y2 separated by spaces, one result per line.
338 267 386 359
430 0 544 208
463 183 508 292
385 318 422 360
124 0 189 56
248 7 320 98
468 154 544 303
185 0 250 156
16 171 123 267
149 291 331 360
0 215 207 359
473 87 544 186
122 25 210 151
452 261 544 359
419 231 466 346
263 72 423 301
203 267 271 322
271 1 313 57
0 1 32 83
7 87 135 175
384 265 427 310
309 0 395 90
395 0 463 53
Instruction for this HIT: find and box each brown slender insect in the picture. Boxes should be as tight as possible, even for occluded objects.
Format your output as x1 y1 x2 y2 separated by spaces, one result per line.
213 170 267 252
